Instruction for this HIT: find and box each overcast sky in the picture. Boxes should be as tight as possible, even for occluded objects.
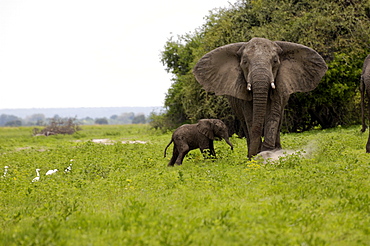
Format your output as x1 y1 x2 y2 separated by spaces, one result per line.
0 0 232 109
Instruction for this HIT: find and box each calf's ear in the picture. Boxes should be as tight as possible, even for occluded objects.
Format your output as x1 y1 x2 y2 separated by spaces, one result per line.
197 119 214 140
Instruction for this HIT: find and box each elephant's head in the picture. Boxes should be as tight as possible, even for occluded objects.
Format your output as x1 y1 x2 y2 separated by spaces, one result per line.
193 38 327 157
197 119 233 150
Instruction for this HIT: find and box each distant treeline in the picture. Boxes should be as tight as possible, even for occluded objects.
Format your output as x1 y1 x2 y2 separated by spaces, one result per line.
0 112 148 126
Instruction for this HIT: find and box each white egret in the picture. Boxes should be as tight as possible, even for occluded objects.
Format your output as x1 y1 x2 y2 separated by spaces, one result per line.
45 169 58 175
32 169 41 182
3 166 9 177
64 162 73 173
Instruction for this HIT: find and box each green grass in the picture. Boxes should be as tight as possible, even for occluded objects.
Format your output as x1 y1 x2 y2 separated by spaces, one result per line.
1 125 370 245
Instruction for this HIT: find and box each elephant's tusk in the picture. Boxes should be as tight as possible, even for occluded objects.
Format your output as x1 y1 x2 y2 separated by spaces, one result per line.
271 82 276 89
247 83 252 91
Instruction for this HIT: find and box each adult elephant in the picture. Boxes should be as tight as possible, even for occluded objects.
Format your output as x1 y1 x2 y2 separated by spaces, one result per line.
360 54 370 152
193 37 327 158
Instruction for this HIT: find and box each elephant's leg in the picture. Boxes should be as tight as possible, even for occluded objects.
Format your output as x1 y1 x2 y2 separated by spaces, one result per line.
275 128 282 149
361 79 367 132
242 101 261 156
199 139 210 158
262 121 278 151
263 101 283 151
274 112 284 149
209 140 216 157
175 145 190 165
227 96 255 156
367 93 370 153
237 120 252 154
366 133 370 153
168 147 179 166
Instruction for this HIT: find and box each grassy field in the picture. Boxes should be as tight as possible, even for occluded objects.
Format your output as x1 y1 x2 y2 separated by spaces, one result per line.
1 124 370 245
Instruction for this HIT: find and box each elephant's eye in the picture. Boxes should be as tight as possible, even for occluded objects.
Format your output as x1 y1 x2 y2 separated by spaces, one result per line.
273 56 279 64
241 58 248 65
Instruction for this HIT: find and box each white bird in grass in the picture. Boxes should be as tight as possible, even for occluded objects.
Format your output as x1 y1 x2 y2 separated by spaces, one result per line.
32 169 41 182
3 166 9 177
45 169 58 175
64 161 73 173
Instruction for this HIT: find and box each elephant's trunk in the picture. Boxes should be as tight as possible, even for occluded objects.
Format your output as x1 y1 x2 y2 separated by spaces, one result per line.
224 137 234 150
248 72 270 158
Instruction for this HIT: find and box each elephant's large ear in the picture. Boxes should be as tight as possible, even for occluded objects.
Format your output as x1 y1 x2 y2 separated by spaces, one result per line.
193 43 250 100
274 41 327 94
197 119 214 140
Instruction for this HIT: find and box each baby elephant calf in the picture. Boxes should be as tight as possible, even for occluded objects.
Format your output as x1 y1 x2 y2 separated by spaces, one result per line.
164 119 233 166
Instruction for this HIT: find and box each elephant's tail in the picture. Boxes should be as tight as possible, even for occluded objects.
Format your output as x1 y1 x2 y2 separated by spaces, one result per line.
361 76 368 133
164 139 173 157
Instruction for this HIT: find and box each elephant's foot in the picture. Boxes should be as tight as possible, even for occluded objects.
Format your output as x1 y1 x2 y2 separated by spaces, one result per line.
366 145 370 153
167 159 176 166
362 125 368 132
261 141 282 152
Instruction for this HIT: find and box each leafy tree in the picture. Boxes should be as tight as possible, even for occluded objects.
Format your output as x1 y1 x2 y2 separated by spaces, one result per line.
95 118 109 125
132 114 146 124
115 112 135 124
110 115 118 120
0 114 22 126
25 114 46 126
81 117 95 125
4 120 22 127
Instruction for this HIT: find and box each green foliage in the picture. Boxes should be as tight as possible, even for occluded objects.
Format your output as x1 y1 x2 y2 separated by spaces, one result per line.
161 35 199 76
157 0 370 133
1 125 370 245
94 118 109 125
132 114 146 124
0 114 22 126
284 52 365 131
160 35 205 128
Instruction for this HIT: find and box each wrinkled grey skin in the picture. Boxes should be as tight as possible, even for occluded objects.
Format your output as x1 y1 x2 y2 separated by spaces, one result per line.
360 54 370 152
193 38 327 158
164 119 233 166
